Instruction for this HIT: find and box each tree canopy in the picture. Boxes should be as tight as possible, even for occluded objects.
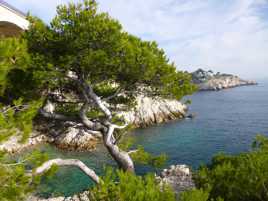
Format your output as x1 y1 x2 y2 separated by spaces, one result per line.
0 1 267 200
0 0 197 200
22 0 196 101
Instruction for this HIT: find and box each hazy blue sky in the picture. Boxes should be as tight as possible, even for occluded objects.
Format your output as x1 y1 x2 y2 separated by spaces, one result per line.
8 0 268 79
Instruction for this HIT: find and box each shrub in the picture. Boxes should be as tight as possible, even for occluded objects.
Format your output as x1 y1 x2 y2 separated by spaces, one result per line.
89 168 176 201
194 135 268 201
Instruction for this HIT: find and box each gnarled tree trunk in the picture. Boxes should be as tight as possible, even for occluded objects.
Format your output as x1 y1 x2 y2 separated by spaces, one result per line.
79 80 135 172
38 77 136 184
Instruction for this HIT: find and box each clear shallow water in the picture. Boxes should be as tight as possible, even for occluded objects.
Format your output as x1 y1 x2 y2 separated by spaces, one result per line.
36 81 268 197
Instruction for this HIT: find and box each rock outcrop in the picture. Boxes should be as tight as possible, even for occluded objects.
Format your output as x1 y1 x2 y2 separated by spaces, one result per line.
37 120 102 152
192 68 257 91
0 96 187 153
117 95 187 127
156 164 195 194
0 133 51 153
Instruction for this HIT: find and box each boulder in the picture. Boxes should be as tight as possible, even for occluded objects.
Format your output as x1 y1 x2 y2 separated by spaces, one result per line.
156 164 195 194
53 123 101 151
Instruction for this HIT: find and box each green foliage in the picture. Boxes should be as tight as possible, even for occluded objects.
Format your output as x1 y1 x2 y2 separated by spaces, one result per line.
179 189 210 201
131 146 167 168
252 134 268 151
41 164 59 180
89 168 176 201
179 188 224 201
0 39 43 199
184 99 192 105
118 136 136 151
0 1 195 200
93 82 120 99
0 164 31 201
55 103 80 116
0 150 48 201
0 99 42 143
117 136 167 168
194 135 268 201
0 37 31 98
24 0 196 104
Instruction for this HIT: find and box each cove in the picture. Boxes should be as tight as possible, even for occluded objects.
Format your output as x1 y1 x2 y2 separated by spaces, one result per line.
35 80 268 197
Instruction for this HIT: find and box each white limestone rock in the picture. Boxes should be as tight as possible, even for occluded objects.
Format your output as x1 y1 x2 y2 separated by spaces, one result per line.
156 164 195 194
192 69 257 91
54 124 101 151
0 132 50 153
1 96 187 153
117 95 187 127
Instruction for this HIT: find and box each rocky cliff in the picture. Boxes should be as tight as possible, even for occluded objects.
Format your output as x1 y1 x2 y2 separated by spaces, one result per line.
192 68 257 91
0 96 187 152
117 95 187 127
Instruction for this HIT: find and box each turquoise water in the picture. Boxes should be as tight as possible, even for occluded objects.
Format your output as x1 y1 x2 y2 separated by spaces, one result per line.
36 81 268 197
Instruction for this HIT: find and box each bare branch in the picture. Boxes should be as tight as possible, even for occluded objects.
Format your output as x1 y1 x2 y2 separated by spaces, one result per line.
113 123 128 130
79 103 106 132
39 108 76 121
79 79 112 119
103 88 123 101
128 150 139 154
1 104 29 114
66 75 135 173
101 119 128 130
35 158 100 184
1 157 30 167
103 124 134 172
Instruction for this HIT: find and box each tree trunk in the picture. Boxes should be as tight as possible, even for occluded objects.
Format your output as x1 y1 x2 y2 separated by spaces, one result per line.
103 124 135 172
80 80 135 172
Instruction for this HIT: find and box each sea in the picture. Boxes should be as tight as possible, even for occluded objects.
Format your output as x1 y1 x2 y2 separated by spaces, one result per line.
35 80 268 197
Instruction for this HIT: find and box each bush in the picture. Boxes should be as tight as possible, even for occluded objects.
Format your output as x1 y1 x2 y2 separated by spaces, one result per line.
194 135 268 201
89 168 176 201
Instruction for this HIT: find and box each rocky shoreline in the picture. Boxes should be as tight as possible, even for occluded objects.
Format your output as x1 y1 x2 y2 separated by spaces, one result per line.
118 95 187 127
0 95 190 201
156 164 195 194
192 68 257 91
28 164 194 201
0 96 187 153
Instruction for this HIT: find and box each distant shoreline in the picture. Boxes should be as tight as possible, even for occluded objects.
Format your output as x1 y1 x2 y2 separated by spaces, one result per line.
191 68 257 91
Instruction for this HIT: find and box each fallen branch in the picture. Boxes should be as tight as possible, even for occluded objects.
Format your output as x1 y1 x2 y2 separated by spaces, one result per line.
35 158 100 184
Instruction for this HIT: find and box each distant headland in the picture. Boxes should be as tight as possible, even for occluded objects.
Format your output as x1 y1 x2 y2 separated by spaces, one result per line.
191 68 257 91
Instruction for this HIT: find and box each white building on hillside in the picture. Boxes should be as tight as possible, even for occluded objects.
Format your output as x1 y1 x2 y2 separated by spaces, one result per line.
0 0 29 37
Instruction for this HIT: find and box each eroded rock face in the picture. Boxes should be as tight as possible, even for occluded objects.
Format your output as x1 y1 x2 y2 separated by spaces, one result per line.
156 164 195 194
0 133 51 153
0 96 187 153
0 121 101 153
52 122 101 151
117 96 187 127
192 69 257 91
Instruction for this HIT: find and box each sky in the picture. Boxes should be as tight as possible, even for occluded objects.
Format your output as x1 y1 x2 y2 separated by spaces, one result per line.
7 0 268 79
